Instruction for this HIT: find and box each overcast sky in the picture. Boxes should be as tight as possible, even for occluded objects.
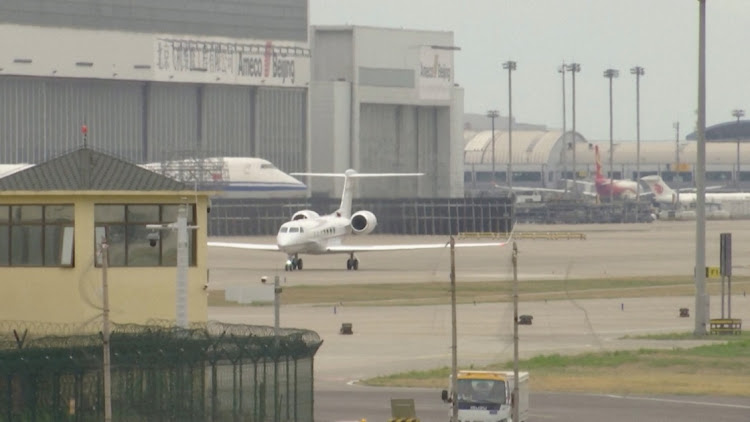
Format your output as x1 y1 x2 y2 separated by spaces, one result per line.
310 0 750 142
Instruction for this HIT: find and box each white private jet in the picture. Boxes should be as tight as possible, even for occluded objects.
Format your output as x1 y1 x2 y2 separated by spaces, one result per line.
208 169 513 270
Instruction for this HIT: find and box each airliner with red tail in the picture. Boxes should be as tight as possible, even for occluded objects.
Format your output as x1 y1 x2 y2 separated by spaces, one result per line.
593 145 644 200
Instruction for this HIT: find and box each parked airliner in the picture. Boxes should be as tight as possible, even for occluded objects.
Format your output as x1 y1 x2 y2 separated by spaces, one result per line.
143 157 307 199
208 169 512 270
1 158 306 199
641 175 750 218
593 145 645 200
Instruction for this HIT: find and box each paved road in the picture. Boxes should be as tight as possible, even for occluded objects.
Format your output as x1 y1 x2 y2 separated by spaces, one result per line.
314 387 750 422
207 220 750 421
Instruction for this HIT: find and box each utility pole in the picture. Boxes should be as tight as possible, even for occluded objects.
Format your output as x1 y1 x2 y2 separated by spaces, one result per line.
487 110 499 184
631 66 645 203
559 63 568 193
147 202 198 328
511 241 519 422
274 275 282 422
603 68 619 204
449 236 458 422
674 122 681 203
101 240 112 422
503 61 517 192
695 0 709 336
732 109 744 189
566 63 581 195
674 122 680 166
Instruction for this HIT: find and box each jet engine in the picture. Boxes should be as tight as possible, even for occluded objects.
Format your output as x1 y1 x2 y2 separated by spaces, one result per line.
291 210 320 220
350 210 377 235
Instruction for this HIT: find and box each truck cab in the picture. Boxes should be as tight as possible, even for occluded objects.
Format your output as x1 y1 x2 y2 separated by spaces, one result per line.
441 370 529 422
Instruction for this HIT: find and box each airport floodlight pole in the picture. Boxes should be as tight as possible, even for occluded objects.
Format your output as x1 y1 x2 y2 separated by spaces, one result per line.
732 109 744 188
100 240 112 422
631 66 645 203
503 61 517 192
147 203 198 329
603 68 619 204
674 122 680 166
487 110 500 183
566 63 581 195
512 241 519 422
559 63 568 192
695 0 708 336
449 236 458 422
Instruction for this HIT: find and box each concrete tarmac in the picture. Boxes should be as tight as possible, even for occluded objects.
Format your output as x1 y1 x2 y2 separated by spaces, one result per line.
208 219 750 383
207 220 750 420
208 220 750 289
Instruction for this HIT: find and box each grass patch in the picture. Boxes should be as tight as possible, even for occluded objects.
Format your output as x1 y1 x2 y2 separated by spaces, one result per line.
209 277 750 306
362 338 750 397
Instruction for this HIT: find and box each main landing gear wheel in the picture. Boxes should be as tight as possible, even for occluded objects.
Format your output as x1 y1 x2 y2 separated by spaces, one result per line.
346 257 359 271
285 256 303 271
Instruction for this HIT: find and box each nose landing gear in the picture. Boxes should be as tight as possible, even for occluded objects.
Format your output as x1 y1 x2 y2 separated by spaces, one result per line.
346 253 359 271
285 255 303 271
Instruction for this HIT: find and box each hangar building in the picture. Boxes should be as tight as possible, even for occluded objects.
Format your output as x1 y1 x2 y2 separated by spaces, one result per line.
0 0 310 172
464 129 750 193
310 26 464 198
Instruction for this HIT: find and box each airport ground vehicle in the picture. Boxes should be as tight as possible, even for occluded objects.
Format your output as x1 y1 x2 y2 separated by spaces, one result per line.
441 370 529 422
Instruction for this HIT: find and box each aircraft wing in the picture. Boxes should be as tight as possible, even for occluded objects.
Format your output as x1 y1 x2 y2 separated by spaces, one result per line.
208 241 279 251
326 240 511 253
493 185 567 193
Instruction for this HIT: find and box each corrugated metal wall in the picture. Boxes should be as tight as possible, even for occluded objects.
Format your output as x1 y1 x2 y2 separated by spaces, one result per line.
0 76 307 169
147 83 199 161
0 77 46 163
359 104 439 198
255 87 307 173
0 77 143 162
202 85 255 157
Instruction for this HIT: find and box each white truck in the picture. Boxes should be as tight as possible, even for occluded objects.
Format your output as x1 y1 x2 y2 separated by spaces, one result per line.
441 370 529 422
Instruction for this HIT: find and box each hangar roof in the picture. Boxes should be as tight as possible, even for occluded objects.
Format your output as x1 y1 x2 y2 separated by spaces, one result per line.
580 141 743 165
686 120 750 140
464 130 586 165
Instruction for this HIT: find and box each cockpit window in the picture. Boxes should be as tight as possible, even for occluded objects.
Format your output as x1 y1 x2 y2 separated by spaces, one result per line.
289 227 299 233
299 227 304 233
261 163 276 169
280 227 289 233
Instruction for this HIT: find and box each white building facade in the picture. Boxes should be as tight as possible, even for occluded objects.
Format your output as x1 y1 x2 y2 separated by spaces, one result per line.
310 26 464 198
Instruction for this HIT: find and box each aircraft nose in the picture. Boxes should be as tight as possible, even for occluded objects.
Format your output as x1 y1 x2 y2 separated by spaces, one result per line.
277 233 290 248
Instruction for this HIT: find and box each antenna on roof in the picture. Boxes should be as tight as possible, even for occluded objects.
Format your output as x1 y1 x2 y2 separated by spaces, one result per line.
81 124 88 148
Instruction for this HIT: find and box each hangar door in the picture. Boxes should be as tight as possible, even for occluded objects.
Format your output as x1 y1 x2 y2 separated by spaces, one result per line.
359 104 440 198
0 76 143 163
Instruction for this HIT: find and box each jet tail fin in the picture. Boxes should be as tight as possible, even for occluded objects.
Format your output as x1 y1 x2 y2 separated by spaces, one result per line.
641 175 677 204
594 145 603 180
291 169 423 218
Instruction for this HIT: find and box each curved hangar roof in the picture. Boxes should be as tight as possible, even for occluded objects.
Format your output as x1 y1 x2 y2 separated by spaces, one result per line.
465 131 747 167
464 130 587 165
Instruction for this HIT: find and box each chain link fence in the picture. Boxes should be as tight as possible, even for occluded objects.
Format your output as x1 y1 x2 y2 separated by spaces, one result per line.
208 197 515 236
0 320 322 422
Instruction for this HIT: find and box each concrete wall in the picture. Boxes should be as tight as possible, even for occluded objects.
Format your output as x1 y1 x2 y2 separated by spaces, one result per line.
0 192 210 327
